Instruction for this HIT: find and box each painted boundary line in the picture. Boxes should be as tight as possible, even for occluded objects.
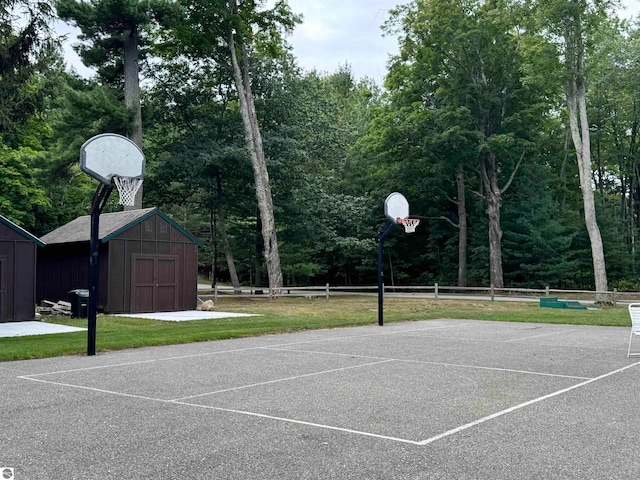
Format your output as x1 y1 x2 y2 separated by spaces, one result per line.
263 346 591 380
18 322 470 378
170 359 395 401
390 324 621 351
17 357 640 447
18 359 422 446
417 360 640 445
13 322 638 446
503 329 577 343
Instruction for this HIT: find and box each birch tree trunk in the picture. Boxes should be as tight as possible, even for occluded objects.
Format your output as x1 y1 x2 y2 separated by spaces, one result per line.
123 27 143 210
228 29 283 293
565 19 609 302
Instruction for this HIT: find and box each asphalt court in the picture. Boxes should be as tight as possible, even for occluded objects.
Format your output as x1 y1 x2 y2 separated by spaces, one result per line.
2 319 640 479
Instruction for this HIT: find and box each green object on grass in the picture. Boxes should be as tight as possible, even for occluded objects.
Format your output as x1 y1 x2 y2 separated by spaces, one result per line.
539 297 587 310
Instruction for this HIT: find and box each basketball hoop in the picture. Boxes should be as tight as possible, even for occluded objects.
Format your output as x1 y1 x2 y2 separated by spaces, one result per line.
113 175 143 206
80 133 145 207
398 218 420 233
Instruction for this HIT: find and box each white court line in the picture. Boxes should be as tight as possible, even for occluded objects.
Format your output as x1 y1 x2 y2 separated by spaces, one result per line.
503 329 576 343
171 359 395 401
18 375 169 403
417 360 640 445
21 322 470 378
18 365 421 446
18 358 640 447
170 400 423 445
265 346 591 380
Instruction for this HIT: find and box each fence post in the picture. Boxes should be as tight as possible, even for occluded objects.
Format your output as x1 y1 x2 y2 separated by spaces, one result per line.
434 283 439 301
490 284 495 302
326 283 330 301
214 284 218 303
545 285 549 297
613 288 617 308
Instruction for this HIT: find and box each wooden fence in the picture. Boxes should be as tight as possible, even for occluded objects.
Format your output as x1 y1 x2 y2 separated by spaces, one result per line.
200 283 640 306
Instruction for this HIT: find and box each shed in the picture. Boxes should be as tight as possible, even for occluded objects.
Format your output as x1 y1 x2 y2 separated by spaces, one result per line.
37 207 202 314
0 215 45 322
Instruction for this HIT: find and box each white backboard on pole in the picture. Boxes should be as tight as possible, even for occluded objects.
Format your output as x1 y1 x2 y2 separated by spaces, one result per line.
80 133 145 185
384 192 409 223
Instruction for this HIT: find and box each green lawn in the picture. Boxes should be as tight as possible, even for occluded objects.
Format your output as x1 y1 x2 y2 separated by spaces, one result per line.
0 296 629 362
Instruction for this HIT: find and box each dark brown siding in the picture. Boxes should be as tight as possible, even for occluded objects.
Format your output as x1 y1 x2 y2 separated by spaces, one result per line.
37 243 109 310
0 222 39 322
37 210 199 315
130 254 179 312
104 212 198 313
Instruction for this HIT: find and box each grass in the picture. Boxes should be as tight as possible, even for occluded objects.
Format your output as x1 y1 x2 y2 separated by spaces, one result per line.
0 296 630 362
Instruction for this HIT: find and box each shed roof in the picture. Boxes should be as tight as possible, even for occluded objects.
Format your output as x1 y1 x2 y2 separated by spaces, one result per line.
41 207 202 247
0 215 45 246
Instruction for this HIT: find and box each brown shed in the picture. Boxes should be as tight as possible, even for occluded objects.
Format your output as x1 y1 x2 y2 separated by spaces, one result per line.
0 215 45 322
37 207 202 314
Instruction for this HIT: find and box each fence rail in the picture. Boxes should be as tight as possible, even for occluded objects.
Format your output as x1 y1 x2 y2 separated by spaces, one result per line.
198 283 640 305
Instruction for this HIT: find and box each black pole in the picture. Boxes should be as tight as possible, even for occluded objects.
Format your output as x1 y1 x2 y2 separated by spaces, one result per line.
377 220 396 326
88 183 113 356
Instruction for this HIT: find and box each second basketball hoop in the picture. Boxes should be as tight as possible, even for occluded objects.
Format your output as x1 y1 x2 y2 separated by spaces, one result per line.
384 192 419 233
398 217 420 233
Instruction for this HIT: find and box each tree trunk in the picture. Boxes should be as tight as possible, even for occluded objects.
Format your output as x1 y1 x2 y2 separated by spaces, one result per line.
480 152 504 289
210 208 217 288
565 24 609 302
216 170 241 294
456 163 468 287
122 27 143 210
228 12 282 293
254 212 263 292
228 29 283 294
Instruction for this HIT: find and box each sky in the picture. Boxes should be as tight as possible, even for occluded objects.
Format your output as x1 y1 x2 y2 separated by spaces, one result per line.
281 0 408 83
283 0 640 83
61 0 640 84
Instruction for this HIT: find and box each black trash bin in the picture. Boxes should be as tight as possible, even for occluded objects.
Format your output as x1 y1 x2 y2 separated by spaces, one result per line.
69 289 89 318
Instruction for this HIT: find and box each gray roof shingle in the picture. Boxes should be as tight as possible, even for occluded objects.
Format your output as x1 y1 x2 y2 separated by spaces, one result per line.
41 207 156 244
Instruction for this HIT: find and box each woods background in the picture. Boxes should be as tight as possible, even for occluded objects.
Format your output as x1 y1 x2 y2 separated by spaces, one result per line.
3 0 640 293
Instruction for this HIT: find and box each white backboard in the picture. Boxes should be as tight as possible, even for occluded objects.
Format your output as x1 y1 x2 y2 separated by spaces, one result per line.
80 133 145 185
384 192 409 223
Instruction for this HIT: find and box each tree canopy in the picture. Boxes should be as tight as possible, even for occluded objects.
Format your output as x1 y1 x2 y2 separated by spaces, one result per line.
2 0 640 293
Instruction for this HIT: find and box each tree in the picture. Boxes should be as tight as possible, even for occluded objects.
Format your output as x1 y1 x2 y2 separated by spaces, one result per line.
385 0 552 288
0 0 56 147
0 144 50 228
56 0 181 209
269 68 379 285
536 0 614 301
168 0 299 292
36 70 134 231
143 58 251 291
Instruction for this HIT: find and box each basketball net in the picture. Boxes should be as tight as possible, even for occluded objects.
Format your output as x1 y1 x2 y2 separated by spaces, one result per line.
113 176 143 206
398 218 420 233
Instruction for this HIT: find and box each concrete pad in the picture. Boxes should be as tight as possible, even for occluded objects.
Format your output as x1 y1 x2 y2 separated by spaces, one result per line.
114 310 259 321
0 321 86 338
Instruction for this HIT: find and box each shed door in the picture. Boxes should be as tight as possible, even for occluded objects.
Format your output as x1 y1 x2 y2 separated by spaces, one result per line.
0 257 6 323
131 255 179 313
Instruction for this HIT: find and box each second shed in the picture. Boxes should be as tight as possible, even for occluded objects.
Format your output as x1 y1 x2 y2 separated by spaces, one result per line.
37 207 202 314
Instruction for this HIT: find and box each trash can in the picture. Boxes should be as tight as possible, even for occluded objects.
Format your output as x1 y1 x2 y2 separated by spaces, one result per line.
68 289 89 318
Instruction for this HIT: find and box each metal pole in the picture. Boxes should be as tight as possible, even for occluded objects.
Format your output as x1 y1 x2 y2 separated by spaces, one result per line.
377 220 395 326
378 237 384 326
88 184 112 356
